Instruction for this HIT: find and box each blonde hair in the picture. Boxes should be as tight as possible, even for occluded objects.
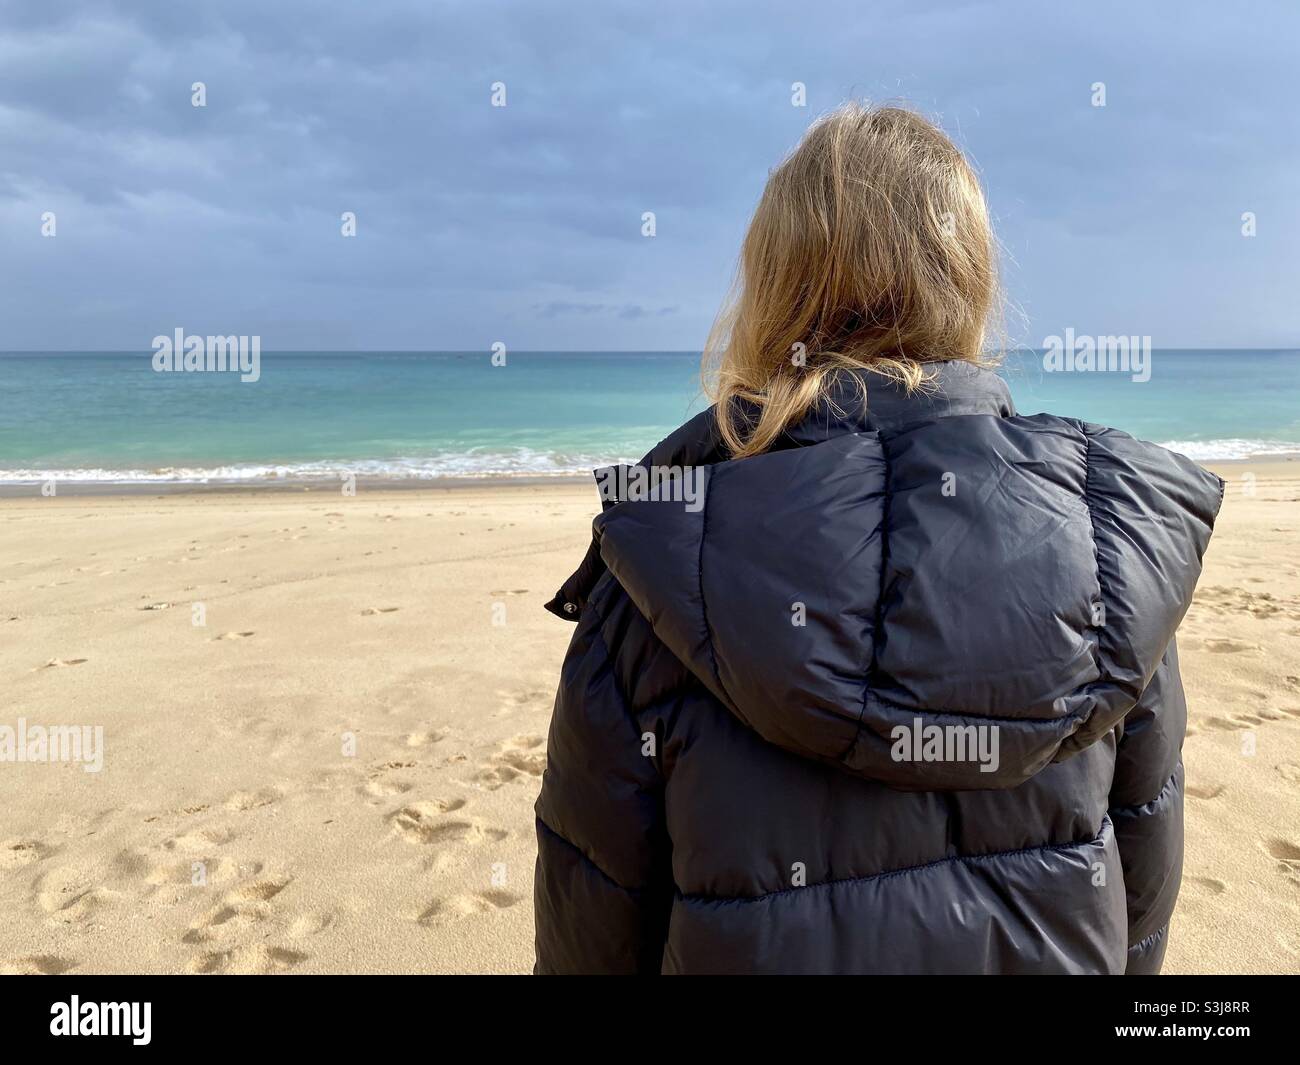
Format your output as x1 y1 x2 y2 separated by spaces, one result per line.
703 102 1000 458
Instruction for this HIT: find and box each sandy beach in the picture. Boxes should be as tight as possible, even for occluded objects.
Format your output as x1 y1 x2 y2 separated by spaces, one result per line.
1 462 1297 975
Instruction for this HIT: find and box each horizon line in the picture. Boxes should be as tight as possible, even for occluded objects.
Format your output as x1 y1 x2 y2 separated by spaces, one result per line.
2 347 1297 356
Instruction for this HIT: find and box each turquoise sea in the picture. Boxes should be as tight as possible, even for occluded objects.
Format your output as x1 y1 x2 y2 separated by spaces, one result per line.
0 350 1296 484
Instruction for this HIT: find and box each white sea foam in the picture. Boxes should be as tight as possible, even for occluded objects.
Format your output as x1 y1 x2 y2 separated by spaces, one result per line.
0 449 642 484
3 439 1295 485
1155 439 1300 461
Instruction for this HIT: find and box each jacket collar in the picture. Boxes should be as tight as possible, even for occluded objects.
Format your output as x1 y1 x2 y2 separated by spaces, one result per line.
783 360 1015 447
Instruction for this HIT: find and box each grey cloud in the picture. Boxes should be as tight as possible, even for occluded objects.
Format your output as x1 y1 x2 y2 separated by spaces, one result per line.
0 0 1296 350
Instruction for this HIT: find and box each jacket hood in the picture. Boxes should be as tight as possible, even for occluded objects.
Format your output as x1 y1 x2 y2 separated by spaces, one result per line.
556 365 1224 790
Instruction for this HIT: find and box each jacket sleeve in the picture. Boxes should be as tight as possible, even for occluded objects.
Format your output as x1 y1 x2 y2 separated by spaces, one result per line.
533 594 673 974
1107 638 1187 975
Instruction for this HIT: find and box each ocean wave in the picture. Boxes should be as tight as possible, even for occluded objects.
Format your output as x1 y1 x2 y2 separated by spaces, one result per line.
1155 439 1300 461
0 449 644 484
2 438 1295 485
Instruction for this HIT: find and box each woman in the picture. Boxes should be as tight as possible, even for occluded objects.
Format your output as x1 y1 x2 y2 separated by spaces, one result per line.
534 103 1223 974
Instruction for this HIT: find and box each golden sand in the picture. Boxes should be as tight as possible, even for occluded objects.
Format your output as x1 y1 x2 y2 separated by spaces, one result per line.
0 463 1296 973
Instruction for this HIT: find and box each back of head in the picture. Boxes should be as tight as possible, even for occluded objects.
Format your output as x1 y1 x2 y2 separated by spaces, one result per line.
706 102 999 457
573 103 1225 793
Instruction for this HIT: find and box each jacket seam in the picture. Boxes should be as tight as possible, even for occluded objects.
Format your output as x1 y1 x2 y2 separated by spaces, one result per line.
696 476 730 707
856 690 1087 727
1129 922 1168 954
843 443 891 763
678 819 1111 905
1059 423 1130 748
536 816 647 897
1080 428 1106 693
1108 762 1182 818
586 620 668 785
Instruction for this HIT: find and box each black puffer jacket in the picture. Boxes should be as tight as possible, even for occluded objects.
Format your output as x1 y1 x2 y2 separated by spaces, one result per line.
535 363 1222 975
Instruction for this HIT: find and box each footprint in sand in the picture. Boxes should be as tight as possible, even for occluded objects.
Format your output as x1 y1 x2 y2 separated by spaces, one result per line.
187 945 307 974
182 876 294 945
1261 839 1300 891
1193 585 1300 621
0 955 75 975
405 819 507 847
141 854 252 888
182 906 259 944
36 657 87 670
360 606 400 615
226 877 292 903
390 796 467 824
116 806 258 888
212 631 255 641
288 912 336 939
1263 839 1300 865
224 787 285 812
1204 638 1264 655
163 827 236 853
33 866 122 924
390 800 509 847
1 838 53 869
415 890 521 926
496 688 553 717
473 734 547 791
1204 714 1265 732
1276 763 1300 783
405 729 448 748
361 776 414 799
1185 876 1229 897
1186 782 1226 800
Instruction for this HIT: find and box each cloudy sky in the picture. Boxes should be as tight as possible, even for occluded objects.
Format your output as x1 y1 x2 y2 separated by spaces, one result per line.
2 0 1296 351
